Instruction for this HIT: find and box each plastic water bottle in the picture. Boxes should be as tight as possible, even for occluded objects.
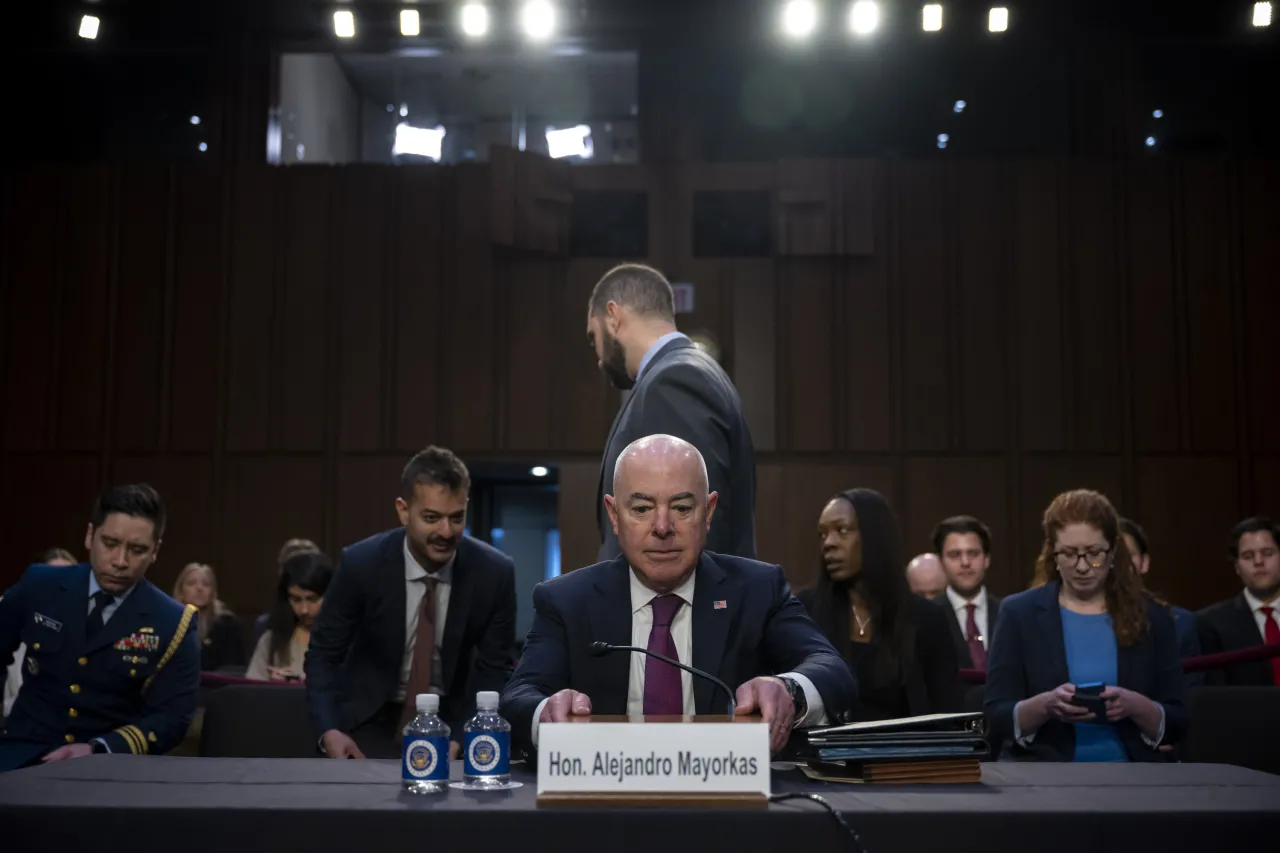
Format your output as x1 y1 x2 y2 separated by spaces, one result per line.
402 693 450 794
462 690 511 787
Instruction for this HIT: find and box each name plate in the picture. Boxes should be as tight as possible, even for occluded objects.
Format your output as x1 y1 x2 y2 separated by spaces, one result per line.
537 721 771 796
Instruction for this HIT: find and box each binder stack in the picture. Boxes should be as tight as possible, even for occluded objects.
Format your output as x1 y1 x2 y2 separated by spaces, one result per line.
801 711 988 784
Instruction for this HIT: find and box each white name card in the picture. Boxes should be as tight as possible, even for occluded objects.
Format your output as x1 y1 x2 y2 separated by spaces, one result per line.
536 722 771 796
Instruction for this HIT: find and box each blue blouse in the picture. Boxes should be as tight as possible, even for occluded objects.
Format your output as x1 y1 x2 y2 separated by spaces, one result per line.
1060 607 1128 763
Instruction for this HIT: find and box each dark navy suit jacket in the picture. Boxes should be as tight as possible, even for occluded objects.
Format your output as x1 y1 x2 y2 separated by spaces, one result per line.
0 564 199 771
598 337 756 560
305 530 516 741
499 551 858 753
984 580 1188 762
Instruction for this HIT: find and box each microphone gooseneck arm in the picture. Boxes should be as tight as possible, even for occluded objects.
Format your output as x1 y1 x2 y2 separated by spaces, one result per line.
588 641 736 719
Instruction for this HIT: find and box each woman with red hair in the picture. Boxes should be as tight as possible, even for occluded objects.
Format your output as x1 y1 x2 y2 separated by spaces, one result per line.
985 490 1187 761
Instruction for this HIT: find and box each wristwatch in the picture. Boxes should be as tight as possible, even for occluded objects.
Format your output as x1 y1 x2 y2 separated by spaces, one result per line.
778 676 807 721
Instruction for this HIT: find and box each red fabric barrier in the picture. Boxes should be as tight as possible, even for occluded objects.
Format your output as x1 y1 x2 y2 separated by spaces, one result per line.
957 642 1280 686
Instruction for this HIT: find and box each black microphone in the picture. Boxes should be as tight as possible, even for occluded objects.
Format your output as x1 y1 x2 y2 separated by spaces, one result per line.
589 641 736 718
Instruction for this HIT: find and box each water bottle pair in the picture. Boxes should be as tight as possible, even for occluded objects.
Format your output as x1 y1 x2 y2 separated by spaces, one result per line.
402 690 512 794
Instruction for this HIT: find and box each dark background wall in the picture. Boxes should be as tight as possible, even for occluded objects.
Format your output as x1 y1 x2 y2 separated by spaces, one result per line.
2 155 1277 616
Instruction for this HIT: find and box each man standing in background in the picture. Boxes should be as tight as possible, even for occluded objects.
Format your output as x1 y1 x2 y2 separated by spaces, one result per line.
906 553 947 600
587 263 757 560
932 516 1002 672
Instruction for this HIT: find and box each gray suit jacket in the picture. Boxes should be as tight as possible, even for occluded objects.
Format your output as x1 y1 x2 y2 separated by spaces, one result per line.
597 336 757 560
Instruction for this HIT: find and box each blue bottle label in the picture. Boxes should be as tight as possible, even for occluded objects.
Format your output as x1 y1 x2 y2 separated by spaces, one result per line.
464 730 509 776
402 735 449 782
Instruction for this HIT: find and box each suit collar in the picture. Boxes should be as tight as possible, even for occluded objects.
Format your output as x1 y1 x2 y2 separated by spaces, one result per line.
635 331 690 384
590 557 635 712
1031 581 1070 684
690 552 734 714
441 538 477 686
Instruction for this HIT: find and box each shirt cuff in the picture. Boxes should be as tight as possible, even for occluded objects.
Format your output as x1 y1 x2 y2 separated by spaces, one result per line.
1012 700 1037 746
530 697 551 747
92 737 110 754
779 672 827 728
1140 704 1166 749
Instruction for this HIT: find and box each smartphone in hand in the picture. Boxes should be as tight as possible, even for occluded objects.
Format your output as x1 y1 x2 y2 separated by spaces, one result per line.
1070 682 1107 720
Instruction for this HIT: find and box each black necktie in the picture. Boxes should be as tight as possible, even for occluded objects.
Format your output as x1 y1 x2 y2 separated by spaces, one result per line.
86 590 115 636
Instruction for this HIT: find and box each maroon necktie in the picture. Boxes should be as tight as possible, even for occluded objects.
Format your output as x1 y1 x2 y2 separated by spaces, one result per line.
400 575 438 727
643 594 684 715
965 603 988 672
1261 606 1280 687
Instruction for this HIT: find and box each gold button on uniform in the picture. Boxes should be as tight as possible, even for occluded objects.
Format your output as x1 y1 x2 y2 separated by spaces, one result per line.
65 734 75 744
69 708 79 718
129 669 136 677
78 657 88 666
148 732 157 744
70 684 81 694
32 643 40 651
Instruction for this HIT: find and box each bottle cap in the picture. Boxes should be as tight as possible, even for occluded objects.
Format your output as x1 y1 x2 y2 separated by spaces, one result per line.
476 690 499 711
416 693 439 714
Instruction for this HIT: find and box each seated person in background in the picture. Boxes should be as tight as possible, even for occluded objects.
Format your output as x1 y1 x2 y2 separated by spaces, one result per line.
1118 518 1203 687
933 516 1002 674
253 538 321 648
4 548 76 719
306 447 516 760
0 485 199 771
501 434 857 756
246 552 333 682
986 489 1187 762
906 553 947 600
799 490 962 722
1196 516 1280 687
173 562 245 672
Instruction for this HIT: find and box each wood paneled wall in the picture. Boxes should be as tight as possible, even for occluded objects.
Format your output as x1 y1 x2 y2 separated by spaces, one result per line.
2 158 1277 616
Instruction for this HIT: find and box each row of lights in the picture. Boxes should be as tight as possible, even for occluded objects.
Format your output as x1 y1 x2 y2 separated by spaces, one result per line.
75 2 1273 42
780 1 1274 38
333 2 555 40
782 1 1006 36
392 121 592 161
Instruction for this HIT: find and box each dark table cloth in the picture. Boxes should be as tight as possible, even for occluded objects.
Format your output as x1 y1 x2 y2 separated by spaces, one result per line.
1 757 1277 853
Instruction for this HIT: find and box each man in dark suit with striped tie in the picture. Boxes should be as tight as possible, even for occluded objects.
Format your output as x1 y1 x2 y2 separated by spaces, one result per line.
306 447 516 759
501 435 856 756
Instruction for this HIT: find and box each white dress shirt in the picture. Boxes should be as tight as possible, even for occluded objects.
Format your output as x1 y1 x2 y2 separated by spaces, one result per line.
1242 589 1280 642
87 573 136 626
946 586 989 649
530 566 828 744
396 540 454 702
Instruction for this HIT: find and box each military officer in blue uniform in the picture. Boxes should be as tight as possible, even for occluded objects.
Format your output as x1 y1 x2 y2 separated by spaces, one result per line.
0 484 199 771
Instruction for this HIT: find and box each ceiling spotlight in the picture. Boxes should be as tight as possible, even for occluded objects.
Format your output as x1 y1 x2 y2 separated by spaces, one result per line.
460 2 490 37
937 132 949 149
521 0 556 41
190 115 201 126
393 123 446 161
545 124 593 159
400 103 409 117
922 4 943 32
954 99 966 113
198 142 208 153
530 466 549 477
333 10 356 38
1152 109 1163 119
400 9 420 37
988 6 1008 32
78 14 100 40
1253 2 1272 27
849 1 879 35
781 0 819 38
1145 136 1156 148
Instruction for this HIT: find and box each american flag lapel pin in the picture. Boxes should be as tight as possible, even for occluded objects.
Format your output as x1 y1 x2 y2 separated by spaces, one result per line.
713 599 727 610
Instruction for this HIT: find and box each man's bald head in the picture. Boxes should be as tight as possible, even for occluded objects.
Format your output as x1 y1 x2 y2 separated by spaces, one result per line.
606 434 718 593
613 434 709 498
906 553 947 600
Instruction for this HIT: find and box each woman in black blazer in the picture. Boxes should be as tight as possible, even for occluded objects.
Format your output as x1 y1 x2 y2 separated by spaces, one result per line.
173 562 246 672
985 489 1188 762
798 488 962 721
